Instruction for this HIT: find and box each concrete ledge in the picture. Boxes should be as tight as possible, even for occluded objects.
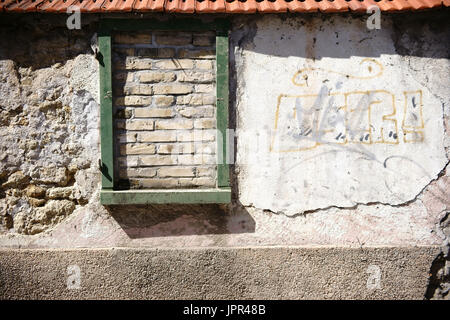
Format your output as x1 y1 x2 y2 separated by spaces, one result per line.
0 246 439 300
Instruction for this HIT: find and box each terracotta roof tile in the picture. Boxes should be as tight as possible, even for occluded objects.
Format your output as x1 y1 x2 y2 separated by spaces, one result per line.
133 0 165 11
195 0 226 13
102 0 135 12
0 0 448 13
78 0 106 12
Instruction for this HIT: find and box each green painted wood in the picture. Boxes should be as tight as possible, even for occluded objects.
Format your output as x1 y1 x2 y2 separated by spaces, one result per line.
100 189 231 205
216 31 230 188
98 18 231 201
98 31 115 190
100 18 230 33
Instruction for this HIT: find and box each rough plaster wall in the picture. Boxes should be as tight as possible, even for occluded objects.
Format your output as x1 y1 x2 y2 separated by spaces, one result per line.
0 12 448 299
236 15 448 215
0 15 101 235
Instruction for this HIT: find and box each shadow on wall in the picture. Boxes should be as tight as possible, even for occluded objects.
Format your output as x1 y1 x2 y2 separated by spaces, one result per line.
0 11 448 239
105 201 255 239
0 14 96 69
231 10 450 60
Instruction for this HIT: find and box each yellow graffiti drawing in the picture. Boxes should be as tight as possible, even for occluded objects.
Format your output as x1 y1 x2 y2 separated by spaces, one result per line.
291 58 384 87
402 91 424 143
271 90 423 153
271 60 425 153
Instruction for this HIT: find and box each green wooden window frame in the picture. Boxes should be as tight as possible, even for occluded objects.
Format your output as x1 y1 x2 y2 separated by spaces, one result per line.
98 18 231 205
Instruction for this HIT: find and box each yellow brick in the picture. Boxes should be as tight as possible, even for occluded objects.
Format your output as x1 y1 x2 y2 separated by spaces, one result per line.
178 49 215 59
158 167 195 178
118 156 139 167
196 167 216 177
123 85 152 96
195 142 216 154
120 144 156 155
193 35 215 47
177 72 215 83
154 95 175 107
139 72 176 83
155 33 192 46
140 155 177 166
155 120 193 130
176 94 215 106
177 154 216 165
139 131 177 142
135 108 174 118
191 177 216 187
195 60 214 70
119 168 157 178
135 48 175 58
125 58 152 70
115 108 133 119
194 118 216 129
117 120 154 131
114 32 152 44
154 59 194 70
177 130 216 142
153 84 193 95
116 96 152 106
194 84 214 93
178 177 216 188
179 106 215 118
117 133 137 143
157 143 194 154
139 178 180 189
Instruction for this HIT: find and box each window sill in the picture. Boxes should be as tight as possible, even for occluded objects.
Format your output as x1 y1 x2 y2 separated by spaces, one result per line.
100 188 231 205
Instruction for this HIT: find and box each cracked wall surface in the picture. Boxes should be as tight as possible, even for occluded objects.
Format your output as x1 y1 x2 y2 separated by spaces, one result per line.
236 15 448 217
0 12 449 299
0 13 447 247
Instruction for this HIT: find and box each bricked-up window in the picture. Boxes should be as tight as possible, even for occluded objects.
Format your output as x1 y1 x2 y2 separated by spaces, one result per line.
113 31 217 189
98 19 231 205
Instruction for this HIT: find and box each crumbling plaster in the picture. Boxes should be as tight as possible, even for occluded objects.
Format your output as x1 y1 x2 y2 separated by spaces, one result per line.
0 13 448 298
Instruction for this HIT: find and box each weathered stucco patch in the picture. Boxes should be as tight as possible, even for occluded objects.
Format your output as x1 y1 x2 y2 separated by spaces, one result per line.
236 15 449 215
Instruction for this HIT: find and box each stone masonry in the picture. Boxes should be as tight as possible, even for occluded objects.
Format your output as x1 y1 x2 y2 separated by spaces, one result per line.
112 30 218 189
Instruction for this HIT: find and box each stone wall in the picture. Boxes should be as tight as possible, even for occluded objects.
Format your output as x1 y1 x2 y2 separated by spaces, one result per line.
0 15 98 235
112 30 217 189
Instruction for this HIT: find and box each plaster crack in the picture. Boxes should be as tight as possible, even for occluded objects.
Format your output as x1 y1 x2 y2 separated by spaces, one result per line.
250 159 449 219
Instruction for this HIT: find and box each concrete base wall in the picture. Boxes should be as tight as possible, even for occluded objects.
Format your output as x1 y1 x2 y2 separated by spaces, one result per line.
0 246 439 300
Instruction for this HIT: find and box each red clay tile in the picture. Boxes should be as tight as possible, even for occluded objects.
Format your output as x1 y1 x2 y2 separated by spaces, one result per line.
0 0 446 13
165 0 195 12
224 0 256 13
102 0 135 12
374 0 399 12
38 0 71 12
78 0 106 12
302 0 321 12
133 0 165 11
6 0 43 12
176 0 196 12
327 0 350 12
1 0 22 12
347 0 370 12
387 0 413 11
316 0 345 12
256 0 288 12
195 0 226 13
407 0 437 9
